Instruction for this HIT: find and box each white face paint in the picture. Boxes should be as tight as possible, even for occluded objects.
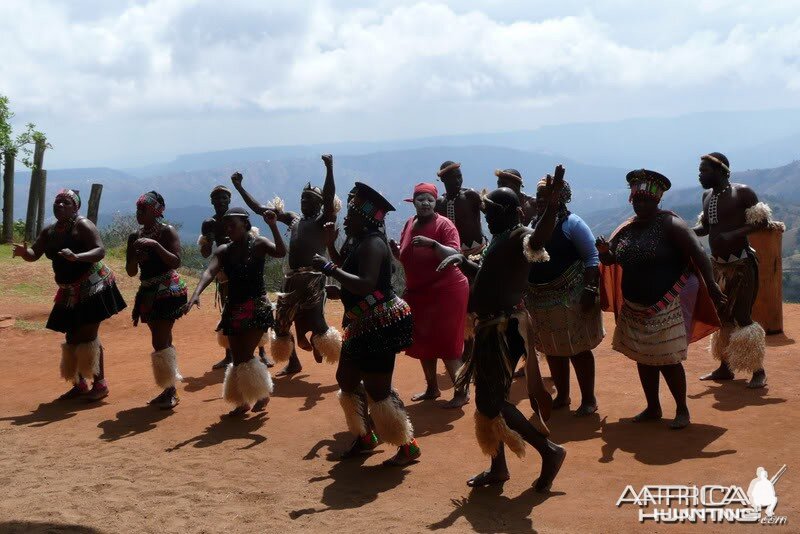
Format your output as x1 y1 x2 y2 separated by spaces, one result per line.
414 192 436 217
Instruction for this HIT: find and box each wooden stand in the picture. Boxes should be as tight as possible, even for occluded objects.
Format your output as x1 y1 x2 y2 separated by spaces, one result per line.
749 224 784 335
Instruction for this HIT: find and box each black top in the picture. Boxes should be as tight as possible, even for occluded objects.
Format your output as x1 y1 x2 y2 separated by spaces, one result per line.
528 216 580 284
139 226 171 279
614 213 686 306
221 236 266 303
340 232 394 311
45 219 93 284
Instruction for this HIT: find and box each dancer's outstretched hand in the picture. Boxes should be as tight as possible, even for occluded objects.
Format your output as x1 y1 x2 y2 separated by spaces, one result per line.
321 154 333 167
595 235 610 254
11 241 27 258
437 254 464 272
263 210 278 226
184 295 200 315
231 172 243 186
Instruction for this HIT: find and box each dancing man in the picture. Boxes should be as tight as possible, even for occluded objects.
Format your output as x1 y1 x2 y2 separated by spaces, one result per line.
496 168 537 226
313 182 419 466
198 185 235 370
126 191 187 409
694 152 771 388
12 189 127 401
437 167 567 490
435 161 485 260
233 154 342 377
186 208 286 416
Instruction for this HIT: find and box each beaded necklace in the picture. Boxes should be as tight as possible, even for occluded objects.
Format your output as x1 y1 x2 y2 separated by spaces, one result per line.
53 215 77 235
139 222 164 240
707 184 731 226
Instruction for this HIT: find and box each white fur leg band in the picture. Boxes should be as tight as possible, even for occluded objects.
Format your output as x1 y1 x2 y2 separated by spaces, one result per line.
311 327 342 364
223 358 273 406
151 346 182 389
726 323 766 373
523 234 550 263
709 327 732 362
745 202 772 226
367 390 414 446
338 385 369 437
75 339 101 379
269 330 294 362
60 343 78 383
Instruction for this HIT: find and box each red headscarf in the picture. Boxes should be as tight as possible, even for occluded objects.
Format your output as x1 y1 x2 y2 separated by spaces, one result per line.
404 182 438 203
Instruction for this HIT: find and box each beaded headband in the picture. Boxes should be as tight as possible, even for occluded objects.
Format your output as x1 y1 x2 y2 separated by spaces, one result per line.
495 169 523 185
55 189 81 210
348 196 386 224
437 162 461 178
536 177 572 204
629 180 665 201
701 154 731 176
136 192 165 218
302 183 324 200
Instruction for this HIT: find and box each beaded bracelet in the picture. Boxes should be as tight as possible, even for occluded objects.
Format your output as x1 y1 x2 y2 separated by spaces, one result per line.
322 261 337 275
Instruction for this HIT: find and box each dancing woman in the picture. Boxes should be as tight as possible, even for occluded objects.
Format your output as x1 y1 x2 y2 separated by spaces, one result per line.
597 170 724 429
12 189 126 401
186 208 286 416
126 191 187 409
312 182 419 466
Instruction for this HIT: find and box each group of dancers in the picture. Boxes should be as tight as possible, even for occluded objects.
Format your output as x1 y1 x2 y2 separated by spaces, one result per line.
11 151 776 491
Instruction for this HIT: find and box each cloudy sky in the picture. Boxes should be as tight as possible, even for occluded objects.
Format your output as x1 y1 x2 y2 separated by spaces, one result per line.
2 0 799 168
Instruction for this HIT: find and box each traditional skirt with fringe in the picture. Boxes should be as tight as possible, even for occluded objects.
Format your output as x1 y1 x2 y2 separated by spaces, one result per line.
47 262 127 333
612 273 699 366
133 270 187 325
712 251 758 326
341 290 413 373
217 295 274 336
525 260 604 357
274 268 327 336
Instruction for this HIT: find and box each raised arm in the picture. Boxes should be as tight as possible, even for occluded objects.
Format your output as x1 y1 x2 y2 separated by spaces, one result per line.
524 165 565 257
321 154 336 221
259 211 286 258
231 172 268 216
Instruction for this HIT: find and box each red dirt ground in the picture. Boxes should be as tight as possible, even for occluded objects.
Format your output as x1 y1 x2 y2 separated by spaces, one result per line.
0 259 798 533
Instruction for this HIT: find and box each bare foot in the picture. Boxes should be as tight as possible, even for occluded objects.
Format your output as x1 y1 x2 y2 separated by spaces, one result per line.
467 469 510 487
443 392 469 409
275 361 302 377
669 412 690 430
533 445 567 493
699 366 734 381
552 396 571 409
631 407 662 422
252 398 269 412
411 389 441 402
574 402 597 417
747 370 766 389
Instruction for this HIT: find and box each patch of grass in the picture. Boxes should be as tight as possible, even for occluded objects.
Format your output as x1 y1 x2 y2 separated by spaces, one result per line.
0 243 17 263
9 282 46 298
15 319 45 331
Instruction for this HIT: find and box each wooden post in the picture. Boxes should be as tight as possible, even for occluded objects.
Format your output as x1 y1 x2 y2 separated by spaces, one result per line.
750 224 784 334
87 183 103 225
36 169 47 235
24 138 46 241
2 150 14 243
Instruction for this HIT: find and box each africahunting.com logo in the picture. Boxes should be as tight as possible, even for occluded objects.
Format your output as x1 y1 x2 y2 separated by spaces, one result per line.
617 465 788 525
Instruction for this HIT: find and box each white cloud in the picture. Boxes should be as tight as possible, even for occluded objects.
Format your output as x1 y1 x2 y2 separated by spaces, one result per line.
0 0 798 166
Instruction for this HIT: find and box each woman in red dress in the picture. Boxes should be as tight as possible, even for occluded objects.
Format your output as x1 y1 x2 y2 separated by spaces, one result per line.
392 183 470 408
